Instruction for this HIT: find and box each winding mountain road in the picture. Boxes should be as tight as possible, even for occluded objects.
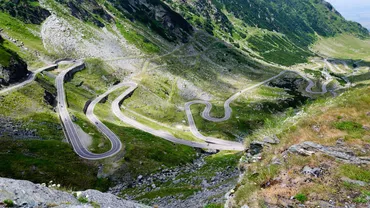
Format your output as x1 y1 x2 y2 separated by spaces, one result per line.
110 83 245 151
56 61 123 160
107 68 335 152
2 58 348 159
183 69 336 144
0 64 57 95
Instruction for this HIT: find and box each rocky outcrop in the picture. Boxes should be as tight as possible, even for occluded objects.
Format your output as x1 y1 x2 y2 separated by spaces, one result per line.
109 0 194 42
0 0 50 24
0 177 149 208
55 0 113 27
0 57 28 86
288 141 370 164
0 36 29 86
184 0 234 35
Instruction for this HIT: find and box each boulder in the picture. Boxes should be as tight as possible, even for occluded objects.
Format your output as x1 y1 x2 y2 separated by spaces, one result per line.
0 177 149 208
341 177 368 187
249 141 264 155
302 166 322 177
263 135 280 144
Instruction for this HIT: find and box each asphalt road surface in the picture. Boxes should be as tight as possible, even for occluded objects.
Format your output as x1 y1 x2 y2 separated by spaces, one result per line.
56 60 123 160
0 64 57 95
110 82 245 151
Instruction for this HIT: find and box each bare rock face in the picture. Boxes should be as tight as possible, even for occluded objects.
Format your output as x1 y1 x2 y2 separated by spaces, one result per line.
0 0 51 24
55 0 113 27
109 0 194 42
0 56 29 86
0 177 149 208
0 35 29 86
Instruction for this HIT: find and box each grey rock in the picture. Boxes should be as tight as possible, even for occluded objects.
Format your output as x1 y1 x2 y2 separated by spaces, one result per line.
81 189 148 208
249 141 264 155
271 156 282 165
363 126 370 131
302 166 322 177
341 177 368 186
263 135 280 144
289 141 370 164
201 179 209 188
0 177 148 208
288 144 315 156
316 200 334 208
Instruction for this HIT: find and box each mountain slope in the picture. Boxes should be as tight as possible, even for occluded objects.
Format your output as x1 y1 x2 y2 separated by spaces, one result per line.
0 0 369 207
165 0 369 65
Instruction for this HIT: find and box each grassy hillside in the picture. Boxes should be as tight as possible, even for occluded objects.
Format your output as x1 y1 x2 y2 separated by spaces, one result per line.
232 85 370 207
165 0 369 66
313 34 370 61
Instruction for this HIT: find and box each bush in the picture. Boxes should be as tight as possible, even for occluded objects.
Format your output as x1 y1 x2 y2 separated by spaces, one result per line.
78 196 89 203
3 199 14 207
294 193 307 203
334 121 363 131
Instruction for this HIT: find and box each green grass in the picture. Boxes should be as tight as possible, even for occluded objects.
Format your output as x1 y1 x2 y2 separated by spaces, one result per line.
339 164 370 183
0 139 105 190
304 68 322 78
136 187 201 200
334 121 365 139
103 121 196 177
73 58 119 94
78 196 89 203
294 193 308 203
334 121 363 131
0 80 64 141
3 199 14 207
0 44 12 67
189 85 300 141
0 12 47 57
248 33 312 66
204 204 223 208
353 191 370 203
313 34 370 61
116 22 160 54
